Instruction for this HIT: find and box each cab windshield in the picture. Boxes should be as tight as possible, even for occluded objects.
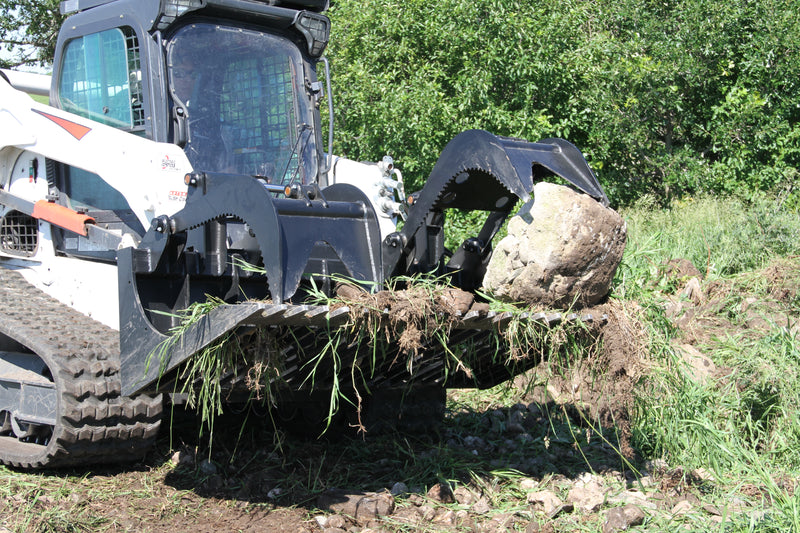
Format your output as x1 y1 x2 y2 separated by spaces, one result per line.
167 23 318 184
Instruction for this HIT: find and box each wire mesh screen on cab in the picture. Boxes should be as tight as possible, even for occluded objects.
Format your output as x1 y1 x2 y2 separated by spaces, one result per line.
220 56 299 182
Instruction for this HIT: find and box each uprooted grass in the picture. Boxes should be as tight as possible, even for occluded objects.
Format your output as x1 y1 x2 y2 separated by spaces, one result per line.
154 273 612 444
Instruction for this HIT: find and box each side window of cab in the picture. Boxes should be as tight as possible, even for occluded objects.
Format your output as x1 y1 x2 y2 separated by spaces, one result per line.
58 26 144 131
56 27 142 214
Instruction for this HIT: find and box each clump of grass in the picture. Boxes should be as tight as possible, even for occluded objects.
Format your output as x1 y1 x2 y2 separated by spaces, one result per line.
154 270 606 443
153 297 282 446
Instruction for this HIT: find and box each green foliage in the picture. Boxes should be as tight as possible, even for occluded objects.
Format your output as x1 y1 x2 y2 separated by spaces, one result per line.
0 1 63 69
615 196 800 530
328 0 800 205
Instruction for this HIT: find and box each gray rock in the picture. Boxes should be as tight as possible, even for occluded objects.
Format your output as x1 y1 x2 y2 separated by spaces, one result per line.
607 490 657 510
527 490 563 515
674 343 716 384
317 489 395 524
472 497 492 515
671 499 694 516
483 182 626 309
567 480 606 513
432 509 456 526
603 505 646 532
198 458 218 475
390 482 408 496
325 514 347 529
417 505 436 521
453 486 477 505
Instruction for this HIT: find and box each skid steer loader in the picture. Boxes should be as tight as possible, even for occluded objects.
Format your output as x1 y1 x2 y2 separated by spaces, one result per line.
0 0 609 468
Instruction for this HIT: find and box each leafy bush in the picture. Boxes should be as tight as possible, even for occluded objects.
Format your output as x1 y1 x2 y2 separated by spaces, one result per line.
327 0 800 206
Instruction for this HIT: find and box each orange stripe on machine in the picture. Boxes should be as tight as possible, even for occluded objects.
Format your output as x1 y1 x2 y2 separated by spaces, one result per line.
32 109 93 140
32 201 95 236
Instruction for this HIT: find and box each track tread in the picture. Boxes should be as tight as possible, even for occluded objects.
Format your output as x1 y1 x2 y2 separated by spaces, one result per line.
0 267 162 469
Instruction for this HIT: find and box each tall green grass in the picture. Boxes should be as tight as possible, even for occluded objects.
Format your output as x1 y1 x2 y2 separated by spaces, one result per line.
618 194 800 530
618 194 800 292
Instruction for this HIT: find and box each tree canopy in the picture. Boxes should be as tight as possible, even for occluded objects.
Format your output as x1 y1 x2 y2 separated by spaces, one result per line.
0 0 62 69
327 0 800 206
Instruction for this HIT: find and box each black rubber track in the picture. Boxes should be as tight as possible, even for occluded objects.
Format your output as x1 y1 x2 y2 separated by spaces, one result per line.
0 267 162 469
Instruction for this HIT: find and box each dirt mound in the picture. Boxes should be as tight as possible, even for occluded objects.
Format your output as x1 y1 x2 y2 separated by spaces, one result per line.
763 256 800 302
517 299 650 458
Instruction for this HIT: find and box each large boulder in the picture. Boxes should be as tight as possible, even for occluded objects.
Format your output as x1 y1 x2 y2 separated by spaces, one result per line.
482 182 626 309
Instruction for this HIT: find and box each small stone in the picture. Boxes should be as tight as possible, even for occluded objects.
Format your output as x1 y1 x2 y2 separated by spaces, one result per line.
406 494 424 506
392 506 421 525
674 344 716 384
519 478 539 491
567 482 606 513
472 497 491 515
607 490 657 510
671 499 694 515
198 458 217 475
453 486 476 505
603 505 646 533
527 490 563 515
267 487 283 500
317 489 395 523
314 515 328 529
390 482 408 496
426 482 455 504
418 505 435 521
681 276 705 305
326 514 347 529
432 509 456 526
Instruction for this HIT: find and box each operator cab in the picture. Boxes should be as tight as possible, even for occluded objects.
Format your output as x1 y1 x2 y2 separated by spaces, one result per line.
48 0 331 261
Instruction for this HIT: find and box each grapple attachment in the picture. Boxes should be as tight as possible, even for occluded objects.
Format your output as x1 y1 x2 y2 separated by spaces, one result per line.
382 129 608 287
119 128 609 405
120 297 605 397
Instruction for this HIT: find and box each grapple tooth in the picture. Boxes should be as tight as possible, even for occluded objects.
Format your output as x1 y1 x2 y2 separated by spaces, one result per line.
492 311 514 329
546 313 563 326
326 306 351 328
257 304 289 324
459 308 487 326
280 305 322 326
